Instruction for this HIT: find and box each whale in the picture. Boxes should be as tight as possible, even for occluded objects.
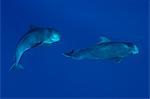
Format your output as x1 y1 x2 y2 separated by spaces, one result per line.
9 26 60 71
63 36 139 63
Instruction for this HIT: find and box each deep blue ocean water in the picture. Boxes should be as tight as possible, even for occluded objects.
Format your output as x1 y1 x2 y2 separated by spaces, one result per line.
1 0 149 98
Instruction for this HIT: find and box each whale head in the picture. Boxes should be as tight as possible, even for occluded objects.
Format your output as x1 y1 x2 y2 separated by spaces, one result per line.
125 42 139 55
131 45 139 54
44 28 60 44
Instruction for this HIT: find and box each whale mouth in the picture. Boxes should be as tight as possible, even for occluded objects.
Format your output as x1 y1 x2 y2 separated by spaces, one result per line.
132 45 139 54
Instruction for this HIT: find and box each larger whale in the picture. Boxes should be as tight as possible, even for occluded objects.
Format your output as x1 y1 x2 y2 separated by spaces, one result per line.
9 26 60 71
63 36 139 62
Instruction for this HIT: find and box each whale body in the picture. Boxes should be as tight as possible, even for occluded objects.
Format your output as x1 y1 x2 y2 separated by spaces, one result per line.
9 26 60 71
63 36 139 62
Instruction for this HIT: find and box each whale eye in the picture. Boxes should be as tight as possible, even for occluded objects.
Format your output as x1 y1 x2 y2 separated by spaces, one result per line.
125 42 133 47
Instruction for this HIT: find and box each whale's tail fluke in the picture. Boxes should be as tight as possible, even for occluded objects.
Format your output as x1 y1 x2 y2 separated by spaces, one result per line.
63 50 75 57
9 63 24 72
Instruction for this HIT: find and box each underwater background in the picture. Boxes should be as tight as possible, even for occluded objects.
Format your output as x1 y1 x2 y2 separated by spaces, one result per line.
1 0 149 98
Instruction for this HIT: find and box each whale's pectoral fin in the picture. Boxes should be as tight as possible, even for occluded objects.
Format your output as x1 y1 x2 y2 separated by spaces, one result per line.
9 63 24 72
31 42 43 48
111 57 122 63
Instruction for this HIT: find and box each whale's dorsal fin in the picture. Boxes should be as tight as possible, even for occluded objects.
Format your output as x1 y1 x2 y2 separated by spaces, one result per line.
27 25 41 33
98 36 111 44
29 25 41 30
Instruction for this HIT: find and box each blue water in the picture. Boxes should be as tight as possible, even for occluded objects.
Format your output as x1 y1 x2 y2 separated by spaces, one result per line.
1 0 149 98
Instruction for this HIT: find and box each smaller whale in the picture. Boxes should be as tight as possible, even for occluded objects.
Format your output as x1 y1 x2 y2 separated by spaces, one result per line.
9 26 60 71
63 36 139 63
